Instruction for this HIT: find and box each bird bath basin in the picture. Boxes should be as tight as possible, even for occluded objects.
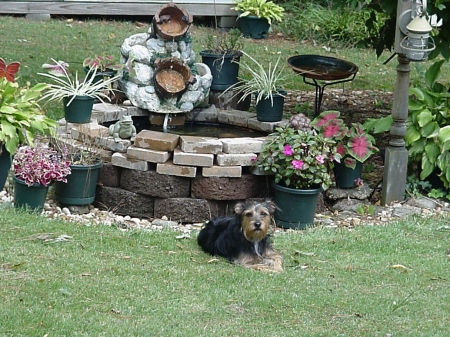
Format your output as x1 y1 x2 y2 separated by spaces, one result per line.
287 54 358 115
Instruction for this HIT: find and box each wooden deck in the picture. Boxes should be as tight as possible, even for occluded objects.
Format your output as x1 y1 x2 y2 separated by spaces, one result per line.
0 1 236 16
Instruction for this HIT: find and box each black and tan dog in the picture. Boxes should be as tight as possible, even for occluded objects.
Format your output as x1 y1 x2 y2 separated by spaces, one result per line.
197 201 282 272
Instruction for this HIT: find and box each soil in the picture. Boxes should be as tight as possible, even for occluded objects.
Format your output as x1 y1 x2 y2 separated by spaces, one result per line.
282 88 394 204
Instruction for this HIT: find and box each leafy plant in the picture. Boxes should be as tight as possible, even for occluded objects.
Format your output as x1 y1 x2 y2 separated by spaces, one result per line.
406 60 450 188
222 51 287 105
13 144 71 186
202 28 244 56
253 125 339 190
232 0 285 25
312 110 378 169
82 54 123 73
38 59 121 106
0 58 57 155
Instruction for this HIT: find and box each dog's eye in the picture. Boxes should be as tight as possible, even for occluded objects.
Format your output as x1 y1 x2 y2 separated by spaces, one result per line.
260 212 268 217
245 212 253 217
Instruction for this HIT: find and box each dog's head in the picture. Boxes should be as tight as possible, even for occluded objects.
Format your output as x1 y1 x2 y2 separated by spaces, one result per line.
235 201 276 242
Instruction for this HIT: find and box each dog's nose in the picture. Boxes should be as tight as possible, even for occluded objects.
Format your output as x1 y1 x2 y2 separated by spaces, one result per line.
254 222 261 228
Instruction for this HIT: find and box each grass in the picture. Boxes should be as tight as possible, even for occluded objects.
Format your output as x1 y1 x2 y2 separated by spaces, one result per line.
2 15 449 120
1 207 449 336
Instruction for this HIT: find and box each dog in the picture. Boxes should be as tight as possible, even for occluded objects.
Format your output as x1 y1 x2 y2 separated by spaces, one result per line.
197 201 282 272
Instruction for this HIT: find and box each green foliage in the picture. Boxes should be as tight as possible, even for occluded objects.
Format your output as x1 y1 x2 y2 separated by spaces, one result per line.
279 3 386 48
356 204 376 215
332 0 450 60
232 0 285 25
254 125 339 190
0 73 56 155
203 28 244 55
222 51 287 104
406 60 450 188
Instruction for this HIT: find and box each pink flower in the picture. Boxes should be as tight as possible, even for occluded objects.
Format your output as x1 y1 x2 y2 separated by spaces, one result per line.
283 144 293 156
292 160 304 170
316 155 325 164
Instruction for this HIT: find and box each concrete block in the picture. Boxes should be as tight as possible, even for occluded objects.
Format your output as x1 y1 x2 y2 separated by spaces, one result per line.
202 166 242 177
216 152 257 166
111 152 148 171
127 145 171 163
134 130 180 151
156 161 197 178
180 135 223 154
217 109 255 127
173 149 214 167
221 137 265 154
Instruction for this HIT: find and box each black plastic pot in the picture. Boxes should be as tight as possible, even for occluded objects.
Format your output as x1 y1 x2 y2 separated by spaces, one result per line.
238 15 270 39
255 90 286 122
200 51 242 91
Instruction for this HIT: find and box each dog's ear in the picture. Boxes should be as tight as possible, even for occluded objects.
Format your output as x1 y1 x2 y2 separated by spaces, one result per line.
265 200 277 214
234 202 245 215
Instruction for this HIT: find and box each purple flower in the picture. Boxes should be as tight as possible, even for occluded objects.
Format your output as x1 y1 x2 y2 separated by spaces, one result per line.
316 155 325 164
292 160 304 170
283 144 293 156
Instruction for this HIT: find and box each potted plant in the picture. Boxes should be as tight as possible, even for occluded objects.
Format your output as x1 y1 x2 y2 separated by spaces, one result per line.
51 135 103 206
311 110 378 189
0 58 57 191
231 0 285 39
222 51 287 122
12 144 71 212
253 122 339 228
39 59 121 123
83 54 123 83
199 28 244 91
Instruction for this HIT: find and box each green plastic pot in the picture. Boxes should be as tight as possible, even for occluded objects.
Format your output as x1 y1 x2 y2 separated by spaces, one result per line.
54 161 102 205
13 176 49 212
272 182 322 229
63 95 95 123
255 90 286 122
200 51 241 91
0 144 12 191
333 160 363 189
238 16 270 39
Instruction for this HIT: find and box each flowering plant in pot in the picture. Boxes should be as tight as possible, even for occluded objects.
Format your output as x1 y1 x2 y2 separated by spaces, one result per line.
12 144 71 211
83 54 123 73
312 110 378 169
253 123 339 191
13 144 71 187
0 57 57 191
253 120 339 228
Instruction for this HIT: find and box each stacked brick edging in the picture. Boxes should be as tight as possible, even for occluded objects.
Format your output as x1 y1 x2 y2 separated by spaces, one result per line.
57 103 287 223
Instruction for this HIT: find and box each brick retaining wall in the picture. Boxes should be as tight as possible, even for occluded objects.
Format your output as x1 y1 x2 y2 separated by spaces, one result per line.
57 103 288 223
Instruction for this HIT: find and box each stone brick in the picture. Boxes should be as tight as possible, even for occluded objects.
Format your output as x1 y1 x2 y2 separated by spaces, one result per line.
247 118 288 133
185 105 218 123
111 152 149 171
92 103 128 124
134 130 180 151
148 112 185 126
191 174 267 200
217 109 255 127
180 135 223 154
127 145 171 163
154 198 212 223
173 149 214 167
156 161 197 178
120 168 190 198
202 166 242 177
95 186 154 219
216 153 257 166
221 137 265 154
99 162 121 187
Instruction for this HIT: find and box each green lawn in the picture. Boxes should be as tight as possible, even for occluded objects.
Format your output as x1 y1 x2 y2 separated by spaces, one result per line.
1 208 449 336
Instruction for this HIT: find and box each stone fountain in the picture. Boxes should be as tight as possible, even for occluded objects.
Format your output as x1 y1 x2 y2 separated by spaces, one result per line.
118 3 212 129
